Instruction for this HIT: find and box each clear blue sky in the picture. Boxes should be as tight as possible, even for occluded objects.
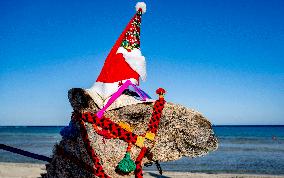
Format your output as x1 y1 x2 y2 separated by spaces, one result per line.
0 0 283 125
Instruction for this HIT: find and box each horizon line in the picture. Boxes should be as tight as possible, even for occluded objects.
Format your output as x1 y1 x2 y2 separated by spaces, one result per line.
0 125 283 127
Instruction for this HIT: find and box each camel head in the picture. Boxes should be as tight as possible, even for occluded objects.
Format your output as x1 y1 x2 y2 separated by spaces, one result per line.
44 88 218 177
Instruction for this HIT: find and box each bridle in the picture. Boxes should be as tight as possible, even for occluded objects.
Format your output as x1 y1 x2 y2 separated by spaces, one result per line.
72 80 166 178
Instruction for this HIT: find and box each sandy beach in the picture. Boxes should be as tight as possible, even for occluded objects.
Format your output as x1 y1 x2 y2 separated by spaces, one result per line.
0 162 283 178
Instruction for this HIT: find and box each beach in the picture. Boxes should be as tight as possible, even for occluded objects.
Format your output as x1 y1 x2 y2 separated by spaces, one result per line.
1 126 284 177
1 162 284 178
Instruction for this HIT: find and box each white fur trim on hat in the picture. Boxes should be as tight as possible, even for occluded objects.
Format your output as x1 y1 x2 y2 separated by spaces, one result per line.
87 78 138 100
135 2 146 14
86 87 154 110
105 94 154 111
117 47 146 81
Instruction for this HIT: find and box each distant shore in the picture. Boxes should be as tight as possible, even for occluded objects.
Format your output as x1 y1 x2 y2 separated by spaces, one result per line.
0 162 283 178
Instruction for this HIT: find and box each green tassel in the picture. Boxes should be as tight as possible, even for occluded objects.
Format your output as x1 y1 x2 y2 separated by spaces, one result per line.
117 152 136 174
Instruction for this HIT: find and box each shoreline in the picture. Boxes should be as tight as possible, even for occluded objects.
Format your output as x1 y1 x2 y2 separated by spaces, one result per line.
0 162 284 178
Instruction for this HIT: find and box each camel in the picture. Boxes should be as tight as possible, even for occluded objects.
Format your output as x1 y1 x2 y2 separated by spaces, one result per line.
42 88 218 177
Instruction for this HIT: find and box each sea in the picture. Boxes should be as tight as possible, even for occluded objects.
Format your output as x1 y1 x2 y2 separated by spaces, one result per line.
0 125 284 175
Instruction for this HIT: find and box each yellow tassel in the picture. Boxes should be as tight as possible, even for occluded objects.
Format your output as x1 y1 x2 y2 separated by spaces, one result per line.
135 136 145 148
145 132 155 141
118 122 133 132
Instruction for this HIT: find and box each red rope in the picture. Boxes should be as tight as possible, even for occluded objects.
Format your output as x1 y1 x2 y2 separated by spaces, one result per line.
147 97 166 134
72 96 166 178
78 119 110 178
80 113 138 144
134 147 148 178
135 97 166 178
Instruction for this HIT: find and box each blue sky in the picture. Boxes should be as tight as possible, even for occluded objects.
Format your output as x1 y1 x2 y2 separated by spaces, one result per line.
0 0 283 125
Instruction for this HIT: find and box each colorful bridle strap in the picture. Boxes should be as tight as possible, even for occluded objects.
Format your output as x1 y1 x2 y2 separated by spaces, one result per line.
73 81 166 178
97 80 151 118
73 96 165 178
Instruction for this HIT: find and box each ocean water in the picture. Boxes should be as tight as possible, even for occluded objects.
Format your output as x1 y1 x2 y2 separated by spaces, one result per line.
0 126 283 175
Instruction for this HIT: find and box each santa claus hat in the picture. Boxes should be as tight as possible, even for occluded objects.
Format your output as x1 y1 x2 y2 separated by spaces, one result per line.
88 2 147 99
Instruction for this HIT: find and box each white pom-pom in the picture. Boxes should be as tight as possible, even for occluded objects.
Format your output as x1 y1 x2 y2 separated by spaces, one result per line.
135 2 146 14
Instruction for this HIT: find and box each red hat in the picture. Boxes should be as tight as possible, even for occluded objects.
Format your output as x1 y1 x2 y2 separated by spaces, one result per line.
90 2 147 99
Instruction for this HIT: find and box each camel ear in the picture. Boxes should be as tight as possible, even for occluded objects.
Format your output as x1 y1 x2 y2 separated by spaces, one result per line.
68 88 100 112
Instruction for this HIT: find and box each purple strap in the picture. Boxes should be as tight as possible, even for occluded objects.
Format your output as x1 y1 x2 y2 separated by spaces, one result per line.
96 80 149 118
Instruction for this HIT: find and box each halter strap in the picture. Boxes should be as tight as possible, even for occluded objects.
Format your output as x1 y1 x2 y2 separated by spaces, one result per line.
97 80 150 118
73 87 166 178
